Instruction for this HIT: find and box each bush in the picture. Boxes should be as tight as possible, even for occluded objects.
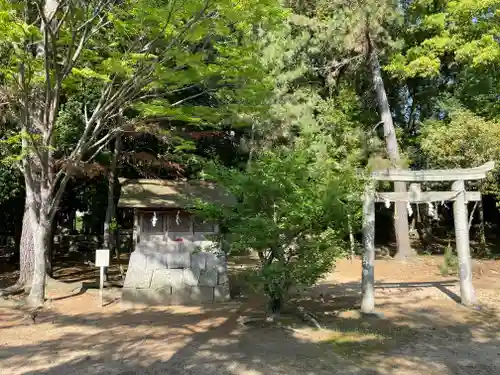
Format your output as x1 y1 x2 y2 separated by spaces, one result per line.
439 242 458 276
197 142 362 312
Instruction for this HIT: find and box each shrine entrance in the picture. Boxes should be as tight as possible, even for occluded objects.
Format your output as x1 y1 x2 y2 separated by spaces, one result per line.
361 162 495 313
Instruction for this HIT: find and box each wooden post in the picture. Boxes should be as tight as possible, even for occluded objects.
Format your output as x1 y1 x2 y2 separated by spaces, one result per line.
452 180 476 306
361 185 376 313
95 249 110 307
99 266 104 307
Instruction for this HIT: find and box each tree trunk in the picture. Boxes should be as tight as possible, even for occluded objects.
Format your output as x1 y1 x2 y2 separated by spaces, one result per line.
26 178 51 307
114 225 125 279
27 216 50 307
348 213 355 263
103 134 121 249
21 0 61 306
478 200 486 251
18 204 35 287
369 48 414 259
247 123 256 170
13 201 23 260
17 185 53 287
0 201 35 296
45 217 56 278
269 296 283 314
104 134 121 280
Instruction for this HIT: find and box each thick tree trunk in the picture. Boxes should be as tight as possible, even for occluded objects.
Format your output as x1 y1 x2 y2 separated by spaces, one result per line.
21 0 60 306
0 202 35 296
27 217 50 307
18 204 35 287
369 48 414 259
26 179 51 307
20 192 54 285
18 182 54 287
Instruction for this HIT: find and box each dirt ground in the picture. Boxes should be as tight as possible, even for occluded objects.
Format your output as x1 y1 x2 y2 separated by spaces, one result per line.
2 255 500 375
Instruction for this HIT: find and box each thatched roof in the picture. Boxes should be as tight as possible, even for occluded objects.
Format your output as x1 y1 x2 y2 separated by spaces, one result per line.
118 179 234 208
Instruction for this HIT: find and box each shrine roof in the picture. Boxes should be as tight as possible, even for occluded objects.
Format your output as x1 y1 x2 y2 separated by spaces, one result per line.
118 179 234 208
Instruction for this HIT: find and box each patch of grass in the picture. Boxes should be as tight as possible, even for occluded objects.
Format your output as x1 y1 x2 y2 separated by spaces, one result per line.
439 242 458 276
327 330 390 358
323 316 415 360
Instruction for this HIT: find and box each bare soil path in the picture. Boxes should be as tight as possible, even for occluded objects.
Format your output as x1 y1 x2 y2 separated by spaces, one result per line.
1 256 500 375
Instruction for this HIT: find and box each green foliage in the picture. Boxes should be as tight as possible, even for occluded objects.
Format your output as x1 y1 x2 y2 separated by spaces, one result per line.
420 108 500 202
439 242 458 276
388 0 500 78
197 135 362 307
0 0 286 163
258 5 375 158
75 215 84 232
54 100 86 156
386 0 500 120
420 109 500 168
191 3 372 310
109 217 120 232
0 165 23 204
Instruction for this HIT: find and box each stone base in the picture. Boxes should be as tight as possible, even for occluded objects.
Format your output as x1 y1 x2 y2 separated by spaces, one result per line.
122 246 230 305
122 285 230 306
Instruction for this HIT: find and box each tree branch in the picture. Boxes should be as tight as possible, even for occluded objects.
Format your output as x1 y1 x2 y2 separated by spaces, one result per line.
76 0 114 32
170 89 215 107
49 172 70 221
55 3 71 31
86 131 119 163
63 2 113 77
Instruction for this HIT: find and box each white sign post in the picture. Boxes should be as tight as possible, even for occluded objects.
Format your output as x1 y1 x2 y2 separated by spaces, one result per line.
95 249 110 307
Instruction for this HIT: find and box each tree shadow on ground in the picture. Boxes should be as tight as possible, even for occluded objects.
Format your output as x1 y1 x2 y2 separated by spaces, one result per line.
1 281 500 375
51 252 126 284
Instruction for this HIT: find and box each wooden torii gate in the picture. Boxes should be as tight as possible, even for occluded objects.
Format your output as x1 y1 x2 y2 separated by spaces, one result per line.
361 162 495 313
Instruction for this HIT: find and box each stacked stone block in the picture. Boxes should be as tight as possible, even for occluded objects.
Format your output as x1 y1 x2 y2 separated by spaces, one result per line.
122 243 230 305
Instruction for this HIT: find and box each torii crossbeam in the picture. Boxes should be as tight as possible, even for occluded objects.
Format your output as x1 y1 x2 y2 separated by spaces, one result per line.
361 162 495 313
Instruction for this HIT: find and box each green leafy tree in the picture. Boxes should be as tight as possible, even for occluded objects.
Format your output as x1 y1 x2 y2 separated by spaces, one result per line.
420 109 500 168
387 0 500 120
323 0 413 258
262 0 413 258
199 133 362 313
0 0 284 306
420 108 500 199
